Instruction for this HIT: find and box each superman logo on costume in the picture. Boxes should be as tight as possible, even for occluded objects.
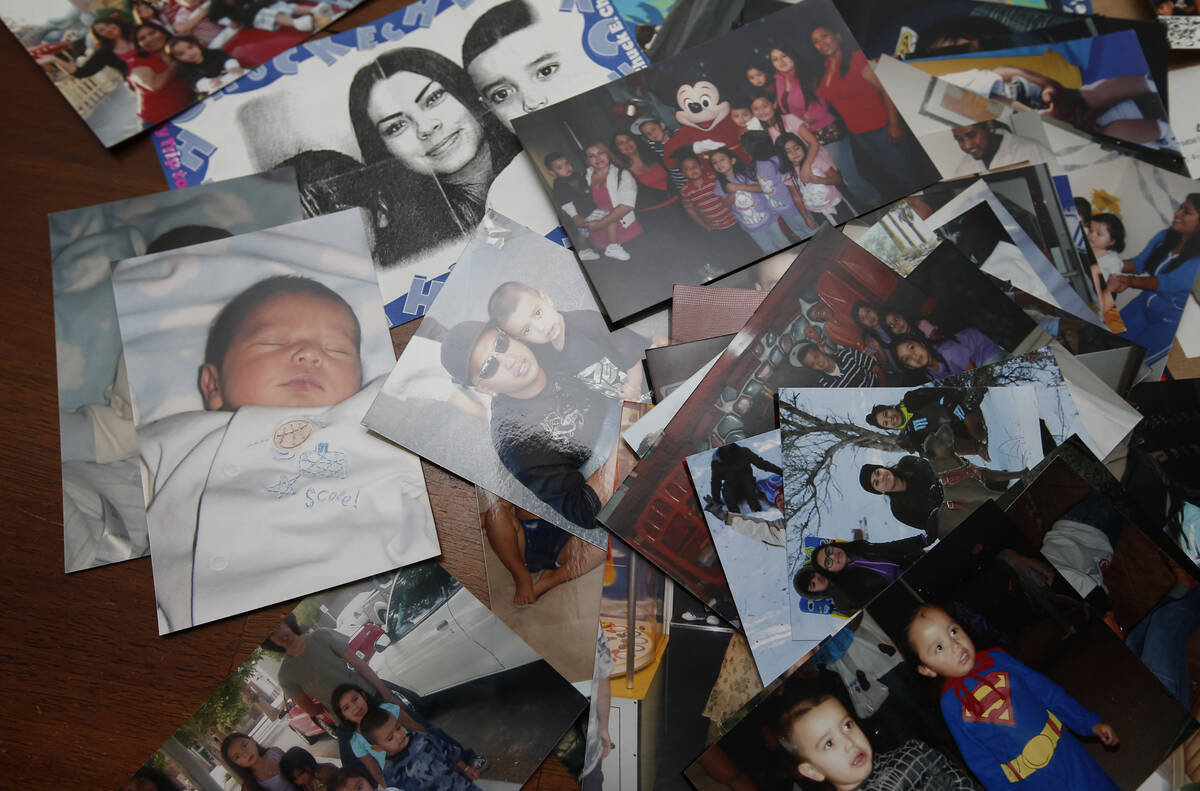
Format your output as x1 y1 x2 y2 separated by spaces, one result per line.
961 671 1016 726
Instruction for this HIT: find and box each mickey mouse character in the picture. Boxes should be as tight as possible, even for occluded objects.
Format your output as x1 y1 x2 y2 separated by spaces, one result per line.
663 80 750 171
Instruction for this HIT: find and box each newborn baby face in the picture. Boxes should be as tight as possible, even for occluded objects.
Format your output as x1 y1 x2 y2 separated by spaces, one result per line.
206 292 362 410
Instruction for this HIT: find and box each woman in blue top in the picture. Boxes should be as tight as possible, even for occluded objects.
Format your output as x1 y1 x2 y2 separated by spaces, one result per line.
1109 194 1200 362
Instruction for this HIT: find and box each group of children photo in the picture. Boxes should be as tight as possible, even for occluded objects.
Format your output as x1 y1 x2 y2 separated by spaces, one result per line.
516 0 938 321
18 0 356 142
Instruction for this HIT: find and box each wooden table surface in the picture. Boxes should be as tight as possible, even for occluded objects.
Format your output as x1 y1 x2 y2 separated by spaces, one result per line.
0 0 1180 789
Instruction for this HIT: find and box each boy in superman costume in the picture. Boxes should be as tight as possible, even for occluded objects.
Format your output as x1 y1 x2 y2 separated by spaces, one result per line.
905 603 1119 790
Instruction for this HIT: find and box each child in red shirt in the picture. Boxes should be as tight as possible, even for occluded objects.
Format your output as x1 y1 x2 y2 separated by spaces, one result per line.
678 154 758 273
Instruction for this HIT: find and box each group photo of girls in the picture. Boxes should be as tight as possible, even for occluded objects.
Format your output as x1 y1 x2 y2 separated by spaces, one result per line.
514 0 939 322
9 0 360 145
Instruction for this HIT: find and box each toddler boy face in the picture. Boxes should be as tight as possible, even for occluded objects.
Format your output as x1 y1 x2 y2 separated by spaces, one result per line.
788 697 874 788
370 712 411 756
200 291 363 411
910 605 977 679
549 157 575 179
730 107 753 128
497 290 565 347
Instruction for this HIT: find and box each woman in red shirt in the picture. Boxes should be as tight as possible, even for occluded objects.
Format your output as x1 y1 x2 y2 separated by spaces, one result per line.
809 24 934 199
128 23 194 126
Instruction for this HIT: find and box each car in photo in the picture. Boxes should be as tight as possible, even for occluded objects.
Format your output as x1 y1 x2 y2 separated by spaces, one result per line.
368 563 539 697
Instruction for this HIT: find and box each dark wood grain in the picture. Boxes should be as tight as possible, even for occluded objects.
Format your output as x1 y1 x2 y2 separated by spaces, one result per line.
0 0 1180 788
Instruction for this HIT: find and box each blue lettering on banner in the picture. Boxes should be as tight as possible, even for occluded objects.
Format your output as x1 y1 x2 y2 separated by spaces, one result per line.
379 22 407 42
561 0 596 12
303 36 353 66
403 0 475 28
171 102 206 124
153 124 215 187
356 25 379 51
176 129 217 172
304 487 361 509
403 273 446 316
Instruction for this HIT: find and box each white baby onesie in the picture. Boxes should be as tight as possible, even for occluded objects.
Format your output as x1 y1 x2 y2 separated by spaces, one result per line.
140 377 439 633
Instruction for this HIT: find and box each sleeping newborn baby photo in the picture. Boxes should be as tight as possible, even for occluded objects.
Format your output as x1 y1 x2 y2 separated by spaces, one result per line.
111 210 439 633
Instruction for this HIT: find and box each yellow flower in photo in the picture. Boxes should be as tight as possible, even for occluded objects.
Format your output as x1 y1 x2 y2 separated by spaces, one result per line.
1091 189 1122 215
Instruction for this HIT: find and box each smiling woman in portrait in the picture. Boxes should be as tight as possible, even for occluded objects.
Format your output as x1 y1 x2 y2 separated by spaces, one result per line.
348 47 519 266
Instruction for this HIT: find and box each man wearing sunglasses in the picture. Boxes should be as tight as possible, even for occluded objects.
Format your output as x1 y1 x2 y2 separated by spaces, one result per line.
441 320 623 528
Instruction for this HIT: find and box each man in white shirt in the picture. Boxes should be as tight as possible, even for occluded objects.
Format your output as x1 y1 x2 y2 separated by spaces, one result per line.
950 120 1052 176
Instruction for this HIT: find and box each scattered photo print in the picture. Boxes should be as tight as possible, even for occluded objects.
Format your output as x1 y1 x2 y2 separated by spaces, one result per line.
622 347 723 460
779 385 1042 641
686 430 812 683
0 0 362 146
845 199 940 276
1124 380 1200 569
836 0 1088 62
365 212 664 547
513 0 939 322
921 181 1093 317
669 283 766 344
475 487 605 684
50 168 303 572
645 334 734 402
582 533 760 790
911 164 1091 321
688 500 1196 791
1150 0 1200 51
1169 63 1200 178
914 187 1147 385
836 0 1169 102
598 225 1032 621
152 0 646 325
1060 154 1200 370
110 210 439 633
117 561 586 791
873 54 1053 181
906 31 1180 164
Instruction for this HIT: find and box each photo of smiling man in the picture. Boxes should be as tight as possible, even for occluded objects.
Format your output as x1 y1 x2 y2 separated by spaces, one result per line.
111 210 439 633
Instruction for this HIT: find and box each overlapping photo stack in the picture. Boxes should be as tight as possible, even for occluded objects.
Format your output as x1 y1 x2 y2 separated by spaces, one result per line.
28 0 1200 789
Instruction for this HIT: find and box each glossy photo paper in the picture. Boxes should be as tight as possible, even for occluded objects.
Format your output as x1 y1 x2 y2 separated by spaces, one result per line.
50 169 304 572
687 501 1195 791
2 0 360 146
152 0 646 325
597 226 1038 620
779 385 1042 641
514 0 939 321
117 562 586 791
365 212 663 547
110 210 439 633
